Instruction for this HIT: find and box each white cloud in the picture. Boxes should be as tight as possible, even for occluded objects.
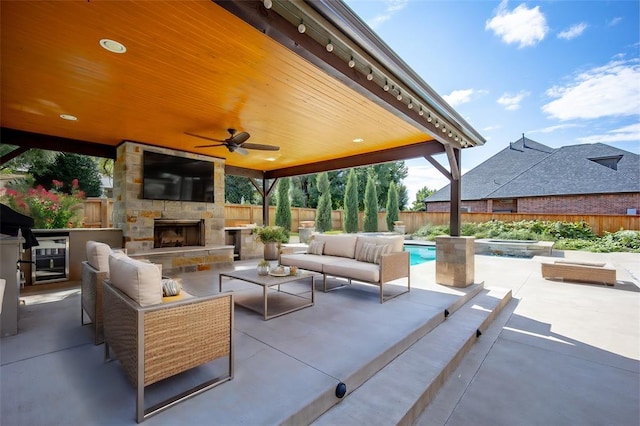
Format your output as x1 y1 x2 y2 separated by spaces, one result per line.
443 89 474 107
367 0 409 29
485 0 548 48
557 23 588 40
576 123 640 144
497 90 529 110
531 123 582 134
607 17 622 27
542 58 640 120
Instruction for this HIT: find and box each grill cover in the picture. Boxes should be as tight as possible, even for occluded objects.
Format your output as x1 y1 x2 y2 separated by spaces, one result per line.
0 203 39 248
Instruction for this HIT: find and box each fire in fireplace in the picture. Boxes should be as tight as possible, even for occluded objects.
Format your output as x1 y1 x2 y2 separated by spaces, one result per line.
154 219 204 248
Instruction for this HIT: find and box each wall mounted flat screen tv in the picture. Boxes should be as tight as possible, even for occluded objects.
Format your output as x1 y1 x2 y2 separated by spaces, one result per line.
142 151 214 202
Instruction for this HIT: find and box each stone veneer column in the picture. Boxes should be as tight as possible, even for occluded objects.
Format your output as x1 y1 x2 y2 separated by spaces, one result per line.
112 142 226 254
435 236 475 287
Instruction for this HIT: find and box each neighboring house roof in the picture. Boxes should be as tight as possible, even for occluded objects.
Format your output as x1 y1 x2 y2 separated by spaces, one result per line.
426 137 640 202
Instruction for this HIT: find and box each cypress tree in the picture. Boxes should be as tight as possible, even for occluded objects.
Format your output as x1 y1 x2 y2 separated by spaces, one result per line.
343 169 359 233
315 172 332 233
275 178 291 237
385 181 399 231
363 172 378 232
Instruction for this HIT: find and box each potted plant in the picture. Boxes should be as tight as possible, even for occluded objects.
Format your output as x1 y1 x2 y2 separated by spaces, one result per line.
254 226 289 260
257 259 271 276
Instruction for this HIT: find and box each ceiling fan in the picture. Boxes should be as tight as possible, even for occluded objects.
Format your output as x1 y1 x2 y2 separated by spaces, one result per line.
185 128 280 156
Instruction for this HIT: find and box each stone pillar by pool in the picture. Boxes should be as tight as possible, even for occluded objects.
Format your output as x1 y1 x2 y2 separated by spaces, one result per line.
435 236 475 287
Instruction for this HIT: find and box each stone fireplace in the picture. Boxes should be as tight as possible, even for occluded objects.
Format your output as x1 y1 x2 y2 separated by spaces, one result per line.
154 219 204 248
111 141 233 274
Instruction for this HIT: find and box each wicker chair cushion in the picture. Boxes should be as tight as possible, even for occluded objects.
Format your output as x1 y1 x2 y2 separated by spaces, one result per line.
108 254 163 306
86 241 113 272
162 278 181 296
355 235 404 257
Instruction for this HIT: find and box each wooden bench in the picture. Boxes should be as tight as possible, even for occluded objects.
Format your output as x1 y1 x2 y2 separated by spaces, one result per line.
541 260 616 286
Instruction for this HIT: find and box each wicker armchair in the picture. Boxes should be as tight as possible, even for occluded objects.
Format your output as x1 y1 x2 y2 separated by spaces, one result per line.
81 261 108 344
102 280 234 423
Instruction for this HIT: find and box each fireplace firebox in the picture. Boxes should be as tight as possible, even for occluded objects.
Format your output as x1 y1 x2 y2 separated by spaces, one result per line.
154 219 204 248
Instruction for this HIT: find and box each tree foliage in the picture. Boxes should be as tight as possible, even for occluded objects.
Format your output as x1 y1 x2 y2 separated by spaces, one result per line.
385 181 399 231
0 146 57 173
275 178 291 233
315 172 332 232
363 171 378 232
31 153 102 197
412 186 436 211
343 169 359 233
225 175 258 204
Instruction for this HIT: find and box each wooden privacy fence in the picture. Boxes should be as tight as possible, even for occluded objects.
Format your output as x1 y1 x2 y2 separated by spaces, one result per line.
82 200 638 235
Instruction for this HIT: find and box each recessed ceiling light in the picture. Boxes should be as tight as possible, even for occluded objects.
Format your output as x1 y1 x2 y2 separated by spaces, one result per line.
99 39 126 54
60 114 77 121
352 138 364 143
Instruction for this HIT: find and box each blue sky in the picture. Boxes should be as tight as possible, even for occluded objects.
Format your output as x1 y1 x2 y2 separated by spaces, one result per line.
343 0 640 202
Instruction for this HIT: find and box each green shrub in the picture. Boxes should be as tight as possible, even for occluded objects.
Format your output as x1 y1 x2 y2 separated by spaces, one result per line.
411 220 638 253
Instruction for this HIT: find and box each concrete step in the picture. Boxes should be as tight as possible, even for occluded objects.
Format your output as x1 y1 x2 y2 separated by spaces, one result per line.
311 286 513 425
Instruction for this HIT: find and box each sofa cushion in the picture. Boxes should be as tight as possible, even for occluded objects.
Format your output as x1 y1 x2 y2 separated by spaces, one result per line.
280 253 343 273
86 241 112 272
108 254 163 307
314 234 358 258
356 243 390 264
323 259 380 283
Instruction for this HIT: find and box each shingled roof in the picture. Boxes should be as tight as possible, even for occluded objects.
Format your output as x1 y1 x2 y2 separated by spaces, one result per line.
426 137 640 202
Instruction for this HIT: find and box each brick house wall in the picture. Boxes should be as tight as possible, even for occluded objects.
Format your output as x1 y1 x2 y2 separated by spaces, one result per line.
518 193 639 214
426 193 639 214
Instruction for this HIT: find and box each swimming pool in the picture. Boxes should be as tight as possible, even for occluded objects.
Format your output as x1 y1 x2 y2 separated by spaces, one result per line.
404 244 436 266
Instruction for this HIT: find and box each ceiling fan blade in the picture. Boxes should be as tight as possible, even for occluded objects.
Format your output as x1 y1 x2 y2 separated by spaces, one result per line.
242 143 280 151
194 143 224 148
232 146 249 155
184 131 225 143
230 131 250 145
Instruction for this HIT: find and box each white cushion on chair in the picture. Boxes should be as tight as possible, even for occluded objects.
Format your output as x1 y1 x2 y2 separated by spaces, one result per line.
86 241 113 272
108 254 163 306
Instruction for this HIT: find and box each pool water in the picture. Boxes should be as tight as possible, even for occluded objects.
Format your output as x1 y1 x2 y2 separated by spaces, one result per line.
404 245 436 266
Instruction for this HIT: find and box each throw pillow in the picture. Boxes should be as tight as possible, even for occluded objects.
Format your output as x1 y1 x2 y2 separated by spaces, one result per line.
308 240 325 255
162 278 182 297
356 243 389 264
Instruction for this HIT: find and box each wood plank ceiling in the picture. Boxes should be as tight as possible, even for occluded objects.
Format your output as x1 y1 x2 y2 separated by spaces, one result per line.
0 1 473 177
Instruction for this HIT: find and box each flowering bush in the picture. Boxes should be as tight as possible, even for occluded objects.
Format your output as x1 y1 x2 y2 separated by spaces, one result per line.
1 179 86 229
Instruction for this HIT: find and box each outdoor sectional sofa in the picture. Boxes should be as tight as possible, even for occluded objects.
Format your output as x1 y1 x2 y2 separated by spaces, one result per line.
280 233 410 303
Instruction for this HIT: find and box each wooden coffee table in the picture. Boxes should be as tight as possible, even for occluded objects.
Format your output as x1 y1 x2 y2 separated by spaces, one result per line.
219 268 317 320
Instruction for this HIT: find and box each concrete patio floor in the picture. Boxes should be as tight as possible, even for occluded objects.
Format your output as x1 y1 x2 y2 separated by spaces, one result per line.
1 249 639 425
